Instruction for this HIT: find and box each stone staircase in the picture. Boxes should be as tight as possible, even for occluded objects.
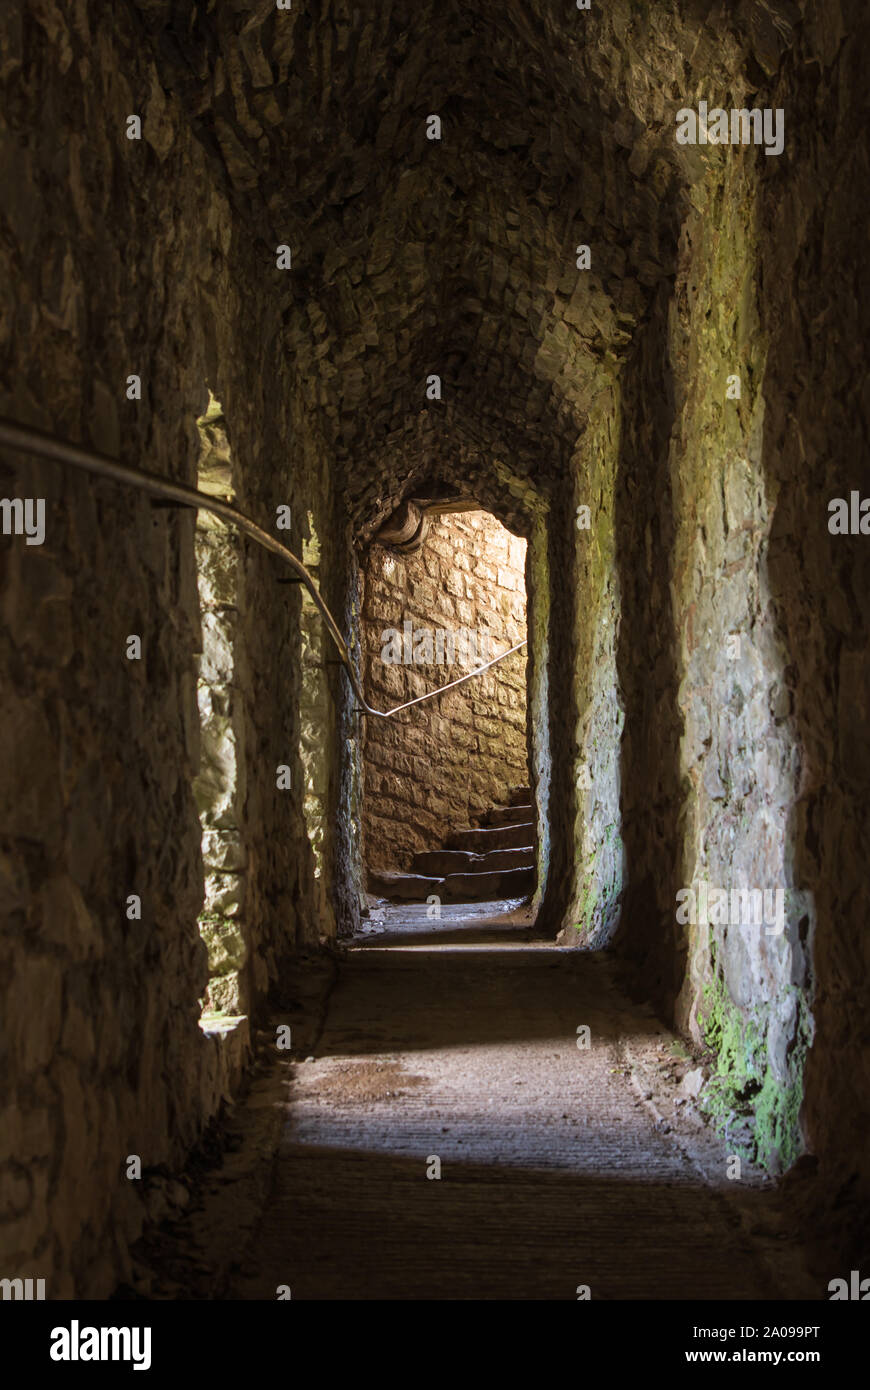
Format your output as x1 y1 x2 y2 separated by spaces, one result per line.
369 787 535 902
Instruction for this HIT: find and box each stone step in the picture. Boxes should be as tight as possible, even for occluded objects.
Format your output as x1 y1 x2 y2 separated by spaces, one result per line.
412 849 480 876
367 870 443 902
509 787 532 806
446 822 534 853
412 846 534 876
441 866 534 900
476 846 535 872
479 803 533 827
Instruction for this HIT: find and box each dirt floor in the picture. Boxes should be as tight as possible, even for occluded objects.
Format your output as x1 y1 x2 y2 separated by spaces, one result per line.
124 901 825 1301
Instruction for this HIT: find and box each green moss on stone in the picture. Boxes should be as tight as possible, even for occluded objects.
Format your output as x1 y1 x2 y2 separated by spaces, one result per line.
697 965 808 1171
754 1070 804 1170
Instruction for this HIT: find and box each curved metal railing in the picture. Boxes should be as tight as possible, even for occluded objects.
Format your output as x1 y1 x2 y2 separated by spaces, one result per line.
0 417 526 719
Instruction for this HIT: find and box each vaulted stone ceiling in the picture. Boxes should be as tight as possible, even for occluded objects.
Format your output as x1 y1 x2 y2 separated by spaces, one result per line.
134 0 801 533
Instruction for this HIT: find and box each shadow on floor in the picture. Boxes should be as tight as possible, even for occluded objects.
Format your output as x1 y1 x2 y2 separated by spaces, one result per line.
229 1145 817 1300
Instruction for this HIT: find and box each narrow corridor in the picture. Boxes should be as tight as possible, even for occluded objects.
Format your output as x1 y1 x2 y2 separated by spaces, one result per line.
145 902 817 1302
4 0 870 1326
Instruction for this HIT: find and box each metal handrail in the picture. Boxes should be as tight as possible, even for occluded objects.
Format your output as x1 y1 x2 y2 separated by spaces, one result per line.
0 417 526 719
371 638 528 715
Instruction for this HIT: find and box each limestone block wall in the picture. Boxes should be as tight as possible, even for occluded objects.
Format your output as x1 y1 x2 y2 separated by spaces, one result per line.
600 156 807 1176
656 161 808 1175
193 398 248 1016
291 396 353 942
605 0 870 1207
753 3 870 1236
361 511 528 874
548 389 625 946
0 3 323 1297
525 515 551 913
610 281 684 1015
299 524 326 881
298 508 338 942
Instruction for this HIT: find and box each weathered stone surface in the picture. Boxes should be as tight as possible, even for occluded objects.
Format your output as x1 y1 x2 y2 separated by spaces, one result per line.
442 867 534 900
201 830 246 872
0 2 322 1297
199 917 246 976
368 871 442 901
411 849 480 876
447 822 534 853
479 804 533 828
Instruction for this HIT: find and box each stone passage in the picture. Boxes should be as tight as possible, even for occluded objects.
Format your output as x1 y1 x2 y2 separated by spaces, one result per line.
222 904 816 1302
369 786 535 902
4 0 870 1304
362 511 528 878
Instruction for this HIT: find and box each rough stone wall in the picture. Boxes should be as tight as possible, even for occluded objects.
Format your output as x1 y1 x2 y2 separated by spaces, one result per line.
545 6 870 1196
291 394 356 940
537 379 627 948
0 3 322 1296
608 2 870 1204
753 0 870 1239
610 284 684 1014
298 514 336 938
661 161 809 1174
525 515 551 912
603 155 808 1177
219 351 325 986
361 512 528 874
193 397 249 1017
562 390 626 946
